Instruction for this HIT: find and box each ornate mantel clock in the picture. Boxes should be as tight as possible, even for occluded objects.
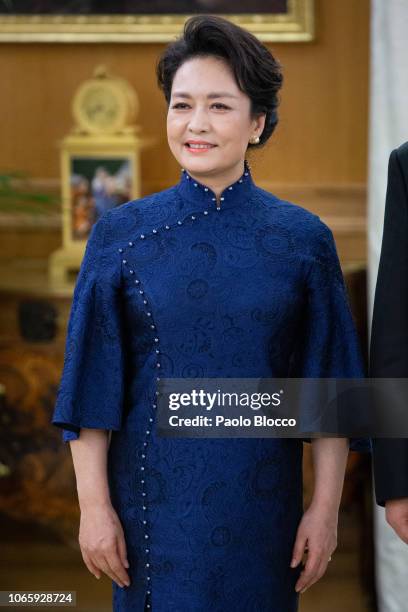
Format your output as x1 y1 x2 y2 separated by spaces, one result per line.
72 66 138 136
48 65 155 288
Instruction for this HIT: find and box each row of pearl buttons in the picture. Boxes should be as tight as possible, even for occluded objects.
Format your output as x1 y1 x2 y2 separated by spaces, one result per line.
117 211 211 253
116 170 246 605
118 245 163 608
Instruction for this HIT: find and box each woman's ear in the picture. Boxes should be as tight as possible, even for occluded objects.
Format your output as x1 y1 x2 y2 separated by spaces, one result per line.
254 112 266 137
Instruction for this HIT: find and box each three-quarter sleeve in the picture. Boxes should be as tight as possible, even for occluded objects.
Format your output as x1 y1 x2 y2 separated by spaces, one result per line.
51 212 125 443
290 221 371 452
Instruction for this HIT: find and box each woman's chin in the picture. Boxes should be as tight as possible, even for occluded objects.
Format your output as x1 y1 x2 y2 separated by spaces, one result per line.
181 152 220 173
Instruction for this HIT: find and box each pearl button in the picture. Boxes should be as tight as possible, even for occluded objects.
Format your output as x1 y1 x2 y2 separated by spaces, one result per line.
204 187 208 191
228 186 233 190
135 279 140 284
146 312 152 317
239 179 243 183
122 259 127 264
128 241 133 246
191 215 196 220
143 300 148 305
141 466 145 470
129 270 134 274
220 197 225 201
142 492 146 496
165 225 170 229
204 211 209 215
146 430 150 434
147 576 151 581
146 562 150 567
193 183 198 187
141 479 145 484
143 505 147 510
142 454 146 458
146 550 150 554
152 229 157 233
140 234 145 239
143 520 147 525
149 417 153 422
139 289 144 294
211 197 216 201
144 534 149 539
186 175 190 179
118 248 123 253
150 324 155 329
177 220 182 225
155 349 160 354
244 172 248 176
154 338 159 342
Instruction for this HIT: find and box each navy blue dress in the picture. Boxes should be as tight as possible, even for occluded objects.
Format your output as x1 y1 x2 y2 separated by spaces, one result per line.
52 159 367 612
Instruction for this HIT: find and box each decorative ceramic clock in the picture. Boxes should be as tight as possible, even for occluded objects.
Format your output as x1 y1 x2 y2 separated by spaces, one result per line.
49 65 155 289
72 65 138 135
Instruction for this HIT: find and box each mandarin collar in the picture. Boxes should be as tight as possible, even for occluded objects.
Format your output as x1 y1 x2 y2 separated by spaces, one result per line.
176 158 256 212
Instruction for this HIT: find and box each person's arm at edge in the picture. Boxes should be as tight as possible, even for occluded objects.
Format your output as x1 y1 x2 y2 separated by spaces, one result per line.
370 146 408 543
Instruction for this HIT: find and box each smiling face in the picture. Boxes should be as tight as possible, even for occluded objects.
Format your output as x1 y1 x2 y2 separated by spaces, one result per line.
167 55 265 187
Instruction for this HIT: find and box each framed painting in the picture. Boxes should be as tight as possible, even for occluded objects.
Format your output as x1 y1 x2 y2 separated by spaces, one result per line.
59 134 140 248
69 156 133 240
48 127 147 286
0 0 315 43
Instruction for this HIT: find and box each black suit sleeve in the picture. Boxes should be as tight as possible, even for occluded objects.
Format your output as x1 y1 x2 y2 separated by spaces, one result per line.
370 147 408 506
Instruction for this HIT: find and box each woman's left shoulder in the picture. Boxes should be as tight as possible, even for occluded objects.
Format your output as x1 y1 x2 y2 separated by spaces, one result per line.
256 187 333 246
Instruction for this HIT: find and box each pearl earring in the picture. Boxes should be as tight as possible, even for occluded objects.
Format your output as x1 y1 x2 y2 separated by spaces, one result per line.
250 135 260 144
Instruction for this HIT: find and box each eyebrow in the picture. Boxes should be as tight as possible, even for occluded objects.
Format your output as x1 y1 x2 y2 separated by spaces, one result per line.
171 91 239 99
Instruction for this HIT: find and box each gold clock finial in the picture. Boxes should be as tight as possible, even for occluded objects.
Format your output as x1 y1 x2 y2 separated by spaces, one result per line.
94 64 108 79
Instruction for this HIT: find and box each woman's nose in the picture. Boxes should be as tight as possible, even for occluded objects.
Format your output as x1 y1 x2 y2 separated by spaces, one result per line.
187 107 211 132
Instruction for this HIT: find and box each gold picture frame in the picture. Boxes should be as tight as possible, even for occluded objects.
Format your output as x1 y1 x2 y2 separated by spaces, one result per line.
60 135 141 249
48 132 145 288
0 0 314 43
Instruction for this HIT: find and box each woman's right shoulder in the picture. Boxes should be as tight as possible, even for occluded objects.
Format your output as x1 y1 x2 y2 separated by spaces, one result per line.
98 185 179 241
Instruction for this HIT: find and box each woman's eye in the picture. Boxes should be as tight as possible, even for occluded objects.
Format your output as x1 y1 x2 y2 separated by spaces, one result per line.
171 103 229 110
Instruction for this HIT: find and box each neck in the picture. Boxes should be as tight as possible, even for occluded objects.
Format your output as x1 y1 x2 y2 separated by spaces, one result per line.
185 160 247 202
177 158 254 212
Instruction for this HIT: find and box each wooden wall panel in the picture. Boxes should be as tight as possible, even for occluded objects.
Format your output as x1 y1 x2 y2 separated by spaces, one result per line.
0 0 369 188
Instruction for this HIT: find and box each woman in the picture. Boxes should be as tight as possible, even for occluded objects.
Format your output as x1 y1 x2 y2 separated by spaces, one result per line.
52 14 369 612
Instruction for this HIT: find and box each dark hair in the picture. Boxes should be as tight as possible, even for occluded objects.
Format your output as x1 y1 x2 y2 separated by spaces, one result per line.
156 14 283 148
